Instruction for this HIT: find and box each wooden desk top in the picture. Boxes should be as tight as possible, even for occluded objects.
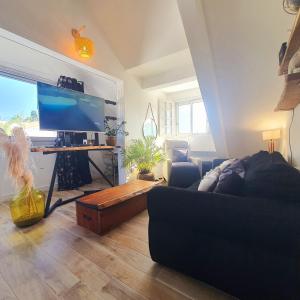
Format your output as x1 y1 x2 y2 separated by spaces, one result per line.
78 179 163 210
31 145 114 153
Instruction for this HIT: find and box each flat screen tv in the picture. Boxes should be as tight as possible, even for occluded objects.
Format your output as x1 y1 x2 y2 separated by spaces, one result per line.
37 82 105 132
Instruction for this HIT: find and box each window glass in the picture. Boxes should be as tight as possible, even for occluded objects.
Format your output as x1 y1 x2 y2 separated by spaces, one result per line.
192 102 207 133
178 103 191 134
0 75 55 137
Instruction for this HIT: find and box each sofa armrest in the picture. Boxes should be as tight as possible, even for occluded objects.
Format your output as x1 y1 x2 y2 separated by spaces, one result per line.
148 186 300 256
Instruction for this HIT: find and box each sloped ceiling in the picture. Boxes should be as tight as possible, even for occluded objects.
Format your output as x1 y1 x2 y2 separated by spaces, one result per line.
178 0 294 157
86 0 189 69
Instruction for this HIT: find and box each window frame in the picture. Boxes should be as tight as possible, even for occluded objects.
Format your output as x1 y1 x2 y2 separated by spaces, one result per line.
0 71 56 144
176 97 208 136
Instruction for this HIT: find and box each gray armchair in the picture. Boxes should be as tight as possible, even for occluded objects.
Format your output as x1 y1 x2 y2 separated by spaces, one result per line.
163 139 201 186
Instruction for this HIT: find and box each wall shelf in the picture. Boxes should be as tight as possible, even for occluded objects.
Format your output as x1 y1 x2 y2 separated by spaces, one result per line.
276 72 300 111
278 11 300 76
276 10 300 111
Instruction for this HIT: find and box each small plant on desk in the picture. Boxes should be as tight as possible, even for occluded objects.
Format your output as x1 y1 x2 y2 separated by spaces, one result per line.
104 119 129 146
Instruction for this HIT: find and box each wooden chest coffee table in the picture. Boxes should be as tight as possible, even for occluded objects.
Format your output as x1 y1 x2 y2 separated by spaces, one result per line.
76 179 162 235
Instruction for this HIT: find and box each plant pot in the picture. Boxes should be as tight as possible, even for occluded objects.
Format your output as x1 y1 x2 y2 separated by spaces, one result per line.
137 172 155 181
106 136 117 146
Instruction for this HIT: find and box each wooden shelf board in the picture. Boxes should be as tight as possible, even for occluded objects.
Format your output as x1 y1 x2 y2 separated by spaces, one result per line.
275 72 300 111
278 11 300 76
31 145 114 153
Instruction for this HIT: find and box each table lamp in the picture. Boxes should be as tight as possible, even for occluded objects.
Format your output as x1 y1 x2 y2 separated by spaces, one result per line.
262 129 281 153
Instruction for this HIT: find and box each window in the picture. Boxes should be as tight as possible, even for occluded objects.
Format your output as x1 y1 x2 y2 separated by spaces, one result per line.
177 100 208 135
0 74 56 137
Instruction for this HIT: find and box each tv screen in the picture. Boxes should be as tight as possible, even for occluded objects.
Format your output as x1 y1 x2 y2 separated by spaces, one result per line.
37 82 105 132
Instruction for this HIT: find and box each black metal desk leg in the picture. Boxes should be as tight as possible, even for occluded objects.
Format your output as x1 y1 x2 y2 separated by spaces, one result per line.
44 154 59 217
88 156 114 187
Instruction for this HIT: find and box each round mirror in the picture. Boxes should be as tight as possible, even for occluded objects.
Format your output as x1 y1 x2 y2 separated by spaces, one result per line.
143 118 157 139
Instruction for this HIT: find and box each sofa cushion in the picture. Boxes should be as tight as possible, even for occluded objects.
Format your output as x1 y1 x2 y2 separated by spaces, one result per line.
198 167 221 192
198 159 235 192
186 179 201 191
244 151 300 201
214 172 244 195
172 148 188 162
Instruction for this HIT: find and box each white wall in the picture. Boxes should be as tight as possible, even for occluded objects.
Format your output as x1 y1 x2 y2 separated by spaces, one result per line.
288 106 300 168
178 0 291 159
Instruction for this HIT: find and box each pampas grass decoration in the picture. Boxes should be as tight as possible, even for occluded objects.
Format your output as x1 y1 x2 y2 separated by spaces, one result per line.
0 127 44 227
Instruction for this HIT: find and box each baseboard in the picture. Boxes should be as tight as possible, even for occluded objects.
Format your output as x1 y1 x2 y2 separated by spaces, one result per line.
0 183 58 203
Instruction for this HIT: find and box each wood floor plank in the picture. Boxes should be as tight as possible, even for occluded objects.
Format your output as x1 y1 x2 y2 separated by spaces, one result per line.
0 273 17 300
22 214 149 300
0 206 80 298
0 182 235 300
45 213 191 300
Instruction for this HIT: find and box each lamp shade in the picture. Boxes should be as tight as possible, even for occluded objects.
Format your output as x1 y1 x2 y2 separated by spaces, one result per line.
74 36 94 58
72 27 94 59
262 129 281 141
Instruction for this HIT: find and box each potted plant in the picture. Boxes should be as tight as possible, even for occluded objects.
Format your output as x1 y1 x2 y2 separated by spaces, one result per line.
123 137 165 181
104 119 129 146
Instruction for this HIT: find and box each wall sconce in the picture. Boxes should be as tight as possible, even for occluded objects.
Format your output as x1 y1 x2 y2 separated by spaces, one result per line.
71 26 94 59
262 129 281 153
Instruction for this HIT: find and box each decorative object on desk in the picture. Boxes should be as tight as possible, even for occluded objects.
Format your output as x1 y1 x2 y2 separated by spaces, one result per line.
0 127 44 227
104 119 129 146
262 129 281 153
142 103 158 139
71 26 94 59
123 137 165 181
283 0 300 14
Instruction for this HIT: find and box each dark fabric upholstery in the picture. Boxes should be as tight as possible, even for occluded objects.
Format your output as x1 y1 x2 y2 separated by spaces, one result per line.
214 172 244 195
172 148 188 162
168 162 200 188
244 151 300 201
148 186 300 299
201 158 227 177
186 179 201 191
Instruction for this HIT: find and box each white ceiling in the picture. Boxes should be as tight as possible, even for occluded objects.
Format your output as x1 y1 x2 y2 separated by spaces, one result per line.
157 80 199 94
86 0 189 69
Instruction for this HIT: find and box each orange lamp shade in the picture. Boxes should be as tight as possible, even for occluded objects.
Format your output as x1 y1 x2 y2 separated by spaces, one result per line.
74 36 94 58
72 27 94 59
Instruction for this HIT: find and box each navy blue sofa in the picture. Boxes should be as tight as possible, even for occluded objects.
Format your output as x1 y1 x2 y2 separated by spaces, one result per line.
148 152 300 299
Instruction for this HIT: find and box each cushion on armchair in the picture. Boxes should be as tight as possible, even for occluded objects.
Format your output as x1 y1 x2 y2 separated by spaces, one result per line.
172 148 188 162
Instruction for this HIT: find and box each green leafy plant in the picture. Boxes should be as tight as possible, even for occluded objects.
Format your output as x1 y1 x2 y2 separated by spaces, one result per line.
104 119 129 137
123 137 165 174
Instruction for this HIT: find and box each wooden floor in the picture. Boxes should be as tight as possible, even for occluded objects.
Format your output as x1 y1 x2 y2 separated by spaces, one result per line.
0 182 234 300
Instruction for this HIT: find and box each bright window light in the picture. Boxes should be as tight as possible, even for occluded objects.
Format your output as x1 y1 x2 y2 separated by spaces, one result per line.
192 102 207 134
177 100 208 135
178 103 191 134
0 74 56 138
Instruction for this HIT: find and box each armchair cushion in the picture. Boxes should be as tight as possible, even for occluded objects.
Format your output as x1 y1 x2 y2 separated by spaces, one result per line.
172 148 188 162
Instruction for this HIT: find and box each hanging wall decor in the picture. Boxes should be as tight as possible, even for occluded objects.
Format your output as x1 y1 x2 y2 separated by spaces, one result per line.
142 103 158 139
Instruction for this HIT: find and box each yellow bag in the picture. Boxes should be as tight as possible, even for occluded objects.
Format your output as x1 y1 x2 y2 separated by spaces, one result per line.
9 186 45 227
